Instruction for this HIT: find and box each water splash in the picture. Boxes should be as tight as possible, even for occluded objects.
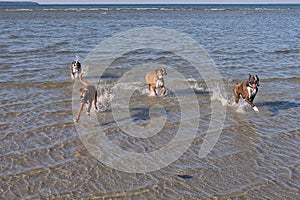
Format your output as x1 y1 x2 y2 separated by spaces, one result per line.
75 55 80 62
233 101 250 114
187 78 205 91
97 82 114 112
211 85 230 106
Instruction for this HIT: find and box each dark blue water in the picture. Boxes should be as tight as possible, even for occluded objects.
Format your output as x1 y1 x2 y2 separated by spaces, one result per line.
0 4 299 199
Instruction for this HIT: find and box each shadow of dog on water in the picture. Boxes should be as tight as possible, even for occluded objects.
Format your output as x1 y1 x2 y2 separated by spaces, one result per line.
256 101 300 116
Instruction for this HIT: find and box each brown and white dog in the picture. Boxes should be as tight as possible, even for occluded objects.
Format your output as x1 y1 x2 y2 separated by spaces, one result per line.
233 74 260 112
70 61 81 79
145 68 167 96
75 72 98 122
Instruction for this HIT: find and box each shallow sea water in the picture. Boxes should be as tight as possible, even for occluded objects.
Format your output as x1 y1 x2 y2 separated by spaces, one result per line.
0 5 299 199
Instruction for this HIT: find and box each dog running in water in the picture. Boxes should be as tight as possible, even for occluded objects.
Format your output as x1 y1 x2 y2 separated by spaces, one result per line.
233 74 260 112
70 60 81 79
145 68 167 96
75 72 98 122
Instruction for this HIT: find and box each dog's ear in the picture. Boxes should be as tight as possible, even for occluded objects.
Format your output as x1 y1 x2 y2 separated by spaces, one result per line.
248 74 252 79
156 69 162 76
158 68 167 75
255 75 260 85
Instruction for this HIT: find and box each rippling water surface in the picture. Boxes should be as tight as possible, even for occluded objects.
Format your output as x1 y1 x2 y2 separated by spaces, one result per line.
0 5 299 199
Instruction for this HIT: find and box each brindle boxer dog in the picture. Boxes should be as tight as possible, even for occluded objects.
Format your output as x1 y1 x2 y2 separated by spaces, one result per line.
145 68 167 96
75 72 98 122
70 60 81 79
233 74 260 112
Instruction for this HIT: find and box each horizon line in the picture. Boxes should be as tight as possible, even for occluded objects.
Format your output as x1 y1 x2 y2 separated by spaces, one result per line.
1 2 299 5
38 3 300 5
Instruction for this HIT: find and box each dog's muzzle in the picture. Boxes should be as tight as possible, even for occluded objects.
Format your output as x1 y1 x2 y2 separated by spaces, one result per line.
252 83 258 88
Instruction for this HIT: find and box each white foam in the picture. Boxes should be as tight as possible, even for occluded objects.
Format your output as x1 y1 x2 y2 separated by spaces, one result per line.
75 55 80 62
96 81 148 111
97 82 114 112
112 81 145 92
230 100 249 114
210 86 229 106
187 78 205 91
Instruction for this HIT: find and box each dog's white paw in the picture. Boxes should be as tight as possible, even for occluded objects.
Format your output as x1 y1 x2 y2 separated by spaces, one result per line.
148 93 156 97
253 106 259 113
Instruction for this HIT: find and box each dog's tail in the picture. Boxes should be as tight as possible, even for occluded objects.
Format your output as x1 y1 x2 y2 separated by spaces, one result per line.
79 72 89 87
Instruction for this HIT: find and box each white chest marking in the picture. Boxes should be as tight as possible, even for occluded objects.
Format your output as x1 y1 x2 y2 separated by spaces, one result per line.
156 78 164 88
72 66 79 73
247 86 257 98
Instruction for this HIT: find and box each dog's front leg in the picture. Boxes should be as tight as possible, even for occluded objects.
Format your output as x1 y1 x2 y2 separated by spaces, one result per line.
249 93 257 103
75 102 84 122
245 98 259 112
161 86 166 96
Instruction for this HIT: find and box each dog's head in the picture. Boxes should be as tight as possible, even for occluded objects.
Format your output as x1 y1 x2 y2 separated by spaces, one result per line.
71 61 81 73
79 88 88 103
156 68 167 78
248 74 260 88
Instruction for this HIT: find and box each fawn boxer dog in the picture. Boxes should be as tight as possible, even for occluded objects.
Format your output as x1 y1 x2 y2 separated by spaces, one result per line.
146 68 167 96
233 74 260 112
75 72 98 122
70 60 81 79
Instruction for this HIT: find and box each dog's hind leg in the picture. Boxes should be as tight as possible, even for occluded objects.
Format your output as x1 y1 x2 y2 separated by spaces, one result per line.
147 84 151 95
75 103 84 122
233 86 240 104
233 93 240 104
86 101 92 116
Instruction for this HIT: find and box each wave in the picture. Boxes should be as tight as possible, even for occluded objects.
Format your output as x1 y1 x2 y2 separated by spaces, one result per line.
3 8 34 11
261 77 300 83
268 49 300 54
227 76 300 85
1 81 72 89
3 5 299 12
